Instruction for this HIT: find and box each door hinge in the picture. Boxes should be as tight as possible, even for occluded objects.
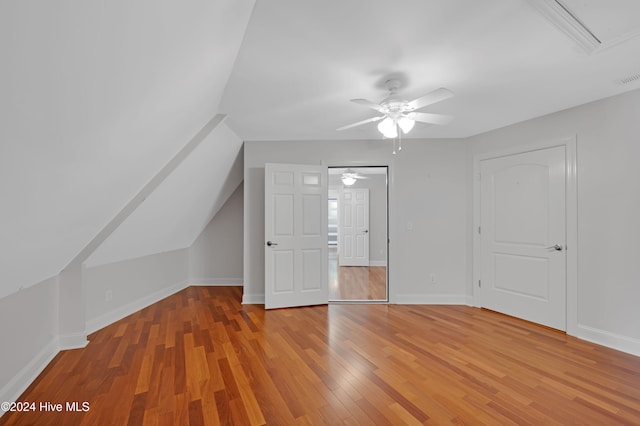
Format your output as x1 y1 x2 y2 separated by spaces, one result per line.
478 226 481 235
478 280 481 288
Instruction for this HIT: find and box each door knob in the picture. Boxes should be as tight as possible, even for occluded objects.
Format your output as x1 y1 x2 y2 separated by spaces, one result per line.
547 244 563 251
266 241 278 247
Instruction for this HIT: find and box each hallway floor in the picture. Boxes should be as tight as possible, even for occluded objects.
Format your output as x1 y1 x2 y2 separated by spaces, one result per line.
328 246 386 301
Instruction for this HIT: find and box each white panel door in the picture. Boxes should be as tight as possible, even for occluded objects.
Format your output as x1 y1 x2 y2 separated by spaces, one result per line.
339 188 369 267
480 146 566 330
265 163 328 309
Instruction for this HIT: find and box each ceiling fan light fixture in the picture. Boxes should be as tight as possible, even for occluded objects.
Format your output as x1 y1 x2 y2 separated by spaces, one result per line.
398 117 415 134
341 176 356 186
377 117 397 138
338 85 454 152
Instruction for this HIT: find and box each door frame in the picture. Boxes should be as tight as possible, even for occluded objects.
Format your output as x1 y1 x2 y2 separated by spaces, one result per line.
472 136 578 334
324 163 391 303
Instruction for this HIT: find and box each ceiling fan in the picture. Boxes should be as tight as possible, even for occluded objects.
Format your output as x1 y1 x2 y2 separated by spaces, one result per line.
340 168 368 186
337 79 454 152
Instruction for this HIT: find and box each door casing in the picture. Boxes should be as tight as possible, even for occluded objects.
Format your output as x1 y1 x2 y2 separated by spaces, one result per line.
472 136 578 334
326 163 390 303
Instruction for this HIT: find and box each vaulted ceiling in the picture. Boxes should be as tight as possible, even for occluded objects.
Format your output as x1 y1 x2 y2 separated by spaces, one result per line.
0 0 255 297
2 0 640 298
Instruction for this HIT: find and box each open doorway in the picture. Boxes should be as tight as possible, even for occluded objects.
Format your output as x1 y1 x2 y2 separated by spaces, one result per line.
328 166 388 302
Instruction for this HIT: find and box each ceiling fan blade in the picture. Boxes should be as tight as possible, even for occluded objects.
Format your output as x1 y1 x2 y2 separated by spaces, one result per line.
407 88 454 111
350 99 386 112
336 115 384 131
406 112 453 125
342 168 370 180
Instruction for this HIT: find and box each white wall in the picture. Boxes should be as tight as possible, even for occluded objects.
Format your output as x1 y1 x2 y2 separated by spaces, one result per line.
0 276 58 407
0 115 246 411
0 0 255 299
189 183 244 285
85 181 245 334
467 88 640 354
1 177 246 403
84 248 189 334
0 0 254 399
243 138 468 304
393 140 469 303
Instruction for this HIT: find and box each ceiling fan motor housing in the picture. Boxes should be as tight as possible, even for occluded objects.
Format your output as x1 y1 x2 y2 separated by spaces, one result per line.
381 98 411 119
381 79 412 118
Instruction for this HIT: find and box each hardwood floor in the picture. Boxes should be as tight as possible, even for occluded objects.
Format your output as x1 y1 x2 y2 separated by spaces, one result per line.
3 286 640 425
328 247 387 301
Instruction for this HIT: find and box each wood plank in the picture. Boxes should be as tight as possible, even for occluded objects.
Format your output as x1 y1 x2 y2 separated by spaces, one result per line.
328 246 387 300
3 286 640 425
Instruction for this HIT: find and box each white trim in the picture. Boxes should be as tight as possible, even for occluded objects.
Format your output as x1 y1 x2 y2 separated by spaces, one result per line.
324 162 393 304
85 281 188 334
576 324 640 357
369 260 387 267
472 136 578 334
525 0 640 55
392 294 469 305
189 278 243 286
242 293 265 304
0 338 59 416
58 334 89 350
525 0 599 54
565 136 578 336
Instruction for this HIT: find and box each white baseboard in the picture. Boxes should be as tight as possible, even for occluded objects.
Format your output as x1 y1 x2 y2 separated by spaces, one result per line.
242 293 265 304
241 292 467 306
391 294 468 305
369 260 387 267
574 324 640 357
189 277 243 286
0 338 59 416
58 333 89 350
85 281 188 334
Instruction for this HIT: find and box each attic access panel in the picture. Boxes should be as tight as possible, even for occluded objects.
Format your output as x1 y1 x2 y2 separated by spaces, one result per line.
562 0 640 43
529 0 640 53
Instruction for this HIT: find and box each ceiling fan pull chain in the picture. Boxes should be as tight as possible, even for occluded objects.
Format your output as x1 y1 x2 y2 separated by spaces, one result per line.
398 123 403 152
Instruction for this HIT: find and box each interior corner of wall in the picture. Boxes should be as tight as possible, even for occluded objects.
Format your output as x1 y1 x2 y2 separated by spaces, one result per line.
241 293 265 305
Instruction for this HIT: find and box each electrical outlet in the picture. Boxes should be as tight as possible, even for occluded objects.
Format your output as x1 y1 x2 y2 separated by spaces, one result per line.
105 290 113 302
429 273 436 285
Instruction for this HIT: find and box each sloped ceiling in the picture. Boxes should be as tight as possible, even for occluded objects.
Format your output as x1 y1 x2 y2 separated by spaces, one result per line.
3 0 640 299
220 0 640 140
85 123 243 267
0 0 255 298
